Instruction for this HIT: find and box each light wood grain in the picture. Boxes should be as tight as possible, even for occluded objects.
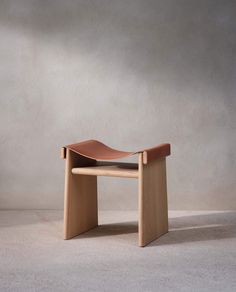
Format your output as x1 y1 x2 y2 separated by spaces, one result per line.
138 153 144 246
60 147 66 159
72 163 138 178
64 149 98 239
138 155 168 247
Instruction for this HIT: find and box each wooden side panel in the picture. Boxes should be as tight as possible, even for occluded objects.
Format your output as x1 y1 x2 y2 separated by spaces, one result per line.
138 154 168 247
64 149 98 239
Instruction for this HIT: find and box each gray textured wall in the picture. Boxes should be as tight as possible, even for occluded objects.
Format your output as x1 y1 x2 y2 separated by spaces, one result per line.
0 0 236 210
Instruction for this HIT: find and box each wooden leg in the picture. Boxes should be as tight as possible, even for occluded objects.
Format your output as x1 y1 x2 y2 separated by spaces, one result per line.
138 153 168 247
64 149 98 239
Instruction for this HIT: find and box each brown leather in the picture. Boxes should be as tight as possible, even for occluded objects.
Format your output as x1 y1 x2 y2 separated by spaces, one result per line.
143 143 171 164
65 140 134 160
62 140 170 163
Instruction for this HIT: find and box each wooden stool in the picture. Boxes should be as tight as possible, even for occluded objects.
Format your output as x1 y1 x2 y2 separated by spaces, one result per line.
61 140 171 247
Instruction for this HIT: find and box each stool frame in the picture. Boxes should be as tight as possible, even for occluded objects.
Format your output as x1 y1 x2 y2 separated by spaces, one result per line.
61 140 170 247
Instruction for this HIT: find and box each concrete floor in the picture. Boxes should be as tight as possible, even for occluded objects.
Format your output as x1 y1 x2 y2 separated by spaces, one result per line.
0 210 236 292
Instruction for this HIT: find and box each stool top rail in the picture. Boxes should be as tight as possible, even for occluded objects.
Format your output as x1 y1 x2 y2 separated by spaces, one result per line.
72 162 138 179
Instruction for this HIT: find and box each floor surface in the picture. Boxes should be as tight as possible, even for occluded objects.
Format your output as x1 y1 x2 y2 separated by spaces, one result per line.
0 210 236 292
